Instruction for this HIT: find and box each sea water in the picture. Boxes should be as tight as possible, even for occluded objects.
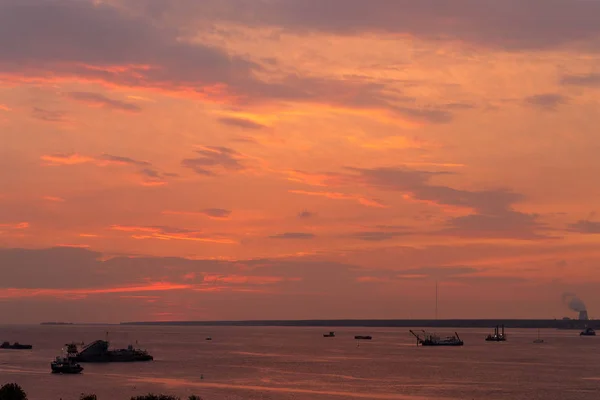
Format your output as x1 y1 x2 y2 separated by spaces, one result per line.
0 325 598 399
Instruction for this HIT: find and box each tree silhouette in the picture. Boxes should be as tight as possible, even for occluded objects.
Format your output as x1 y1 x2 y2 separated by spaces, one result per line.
0 383 27 400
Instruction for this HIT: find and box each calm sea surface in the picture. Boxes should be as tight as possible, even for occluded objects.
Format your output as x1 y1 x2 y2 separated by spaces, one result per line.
0 325 599 399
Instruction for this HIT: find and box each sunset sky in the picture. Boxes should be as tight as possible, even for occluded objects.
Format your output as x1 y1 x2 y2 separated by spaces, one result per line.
1 0 600 323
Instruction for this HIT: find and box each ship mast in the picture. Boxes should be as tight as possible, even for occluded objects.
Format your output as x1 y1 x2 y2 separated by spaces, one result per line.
435 280 438 320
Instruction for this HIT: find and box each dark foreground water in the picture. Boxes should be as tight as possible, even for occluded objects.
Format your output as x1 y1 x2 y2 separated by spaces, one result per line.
0 325 599 399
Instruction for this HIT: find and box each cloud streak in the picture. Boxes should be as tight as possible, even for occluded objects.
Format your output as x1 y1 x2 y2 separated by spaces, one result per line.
181 146 246 176
65 91 141 112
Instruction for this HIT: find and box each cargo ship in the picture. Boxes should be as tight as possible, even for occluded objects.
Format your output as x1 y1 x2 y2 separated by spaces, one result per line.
66 340 153 362
0 342 32 350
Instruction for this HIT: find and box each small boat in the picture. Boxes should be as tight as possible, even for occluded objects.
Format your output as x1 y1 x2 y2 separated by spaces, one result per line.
485 325 507 342
51 356 83 374
205 337 212 341
580 327 596 336
533 328 544 343
410 330 464 346
323 331 335 337
354 335 372 340
0 342 33 350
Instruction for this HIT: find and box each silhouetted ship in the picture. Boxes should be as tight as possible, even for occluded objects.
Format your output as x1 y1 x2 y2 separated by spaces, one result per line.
580 327 596 336
51 356 83 374
66 340 153 362
533 328 544 343
323 331 335 337
410 330 464 346
0 342 32 350
485 325 507 342
354 335 372 340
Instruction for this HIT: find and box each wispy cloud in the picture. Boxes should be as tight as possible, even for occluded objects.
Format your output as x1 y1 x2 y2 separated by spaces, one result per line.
561 73 600 87
181 146 246 176
110 224 236 244
40 153 169 186
348 231 411 242
162 209 232 219
269 232 316 240
219 117 266 130
289 190 387 208
298 210 315 219
42 196 65 202
65 91 141 112
31 107 68 123
569 220 600 234
0 222 29 230
524 93 568 110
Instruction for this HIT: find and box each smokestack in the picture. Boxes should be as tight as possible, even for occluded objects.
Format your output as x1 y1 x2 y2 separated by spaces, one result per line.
579 310 589 320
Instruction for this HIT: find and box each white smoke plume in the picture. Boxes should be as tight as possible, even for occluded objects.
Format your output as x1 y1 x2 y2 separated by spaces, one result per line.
562 292 587 312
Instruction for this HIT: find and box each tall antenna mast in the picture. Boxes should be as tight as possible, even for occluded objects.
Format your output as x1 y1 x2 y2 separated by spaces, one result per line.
435 280 438 320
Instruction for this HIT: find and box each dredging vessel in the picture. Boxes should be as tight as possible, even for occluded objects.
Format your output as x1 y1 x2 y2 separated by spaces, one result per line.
66 340 153 362
410 330 464 346
485 325 507 342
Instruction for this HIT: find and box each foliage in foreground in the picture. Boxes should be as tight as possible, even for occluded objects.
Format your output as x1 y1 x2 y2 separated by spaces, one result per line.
0 383 27 400
0 384 202 400
131 396 202 400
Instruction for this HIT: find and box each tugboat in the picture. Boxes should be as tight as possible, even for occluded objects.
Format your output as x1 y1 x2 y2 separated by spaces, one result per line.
485 325 507 342
323 331 335 337
51 355 83 374
0 342 32 350
580 327 596 336
410 330 464 346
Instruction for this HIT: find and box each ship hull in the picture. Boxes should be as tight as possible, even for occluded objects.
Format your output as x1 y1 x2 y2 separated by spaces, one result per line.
420 342 464 346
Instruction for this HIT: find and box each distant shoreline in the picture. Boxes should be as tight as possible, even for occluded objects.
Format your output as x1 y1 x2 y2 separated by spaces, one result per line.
119 319 595 329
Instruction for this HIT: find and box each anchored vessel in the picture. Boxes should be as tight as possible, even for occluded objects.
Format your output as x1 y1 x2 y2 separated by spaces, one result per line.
51 356 83 374
533 328 544 343
580 327 596 336
485 325 507 342
410 330 463 346
0 342 32 350
66 340 153 362
323 331 335 337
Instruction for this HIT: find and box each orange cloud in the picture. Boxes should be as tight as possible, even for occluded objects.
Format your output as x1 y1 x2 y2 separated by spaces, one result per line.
55 244 91 248
0 222 29 230
0 104 12 112
289 190 387 208
111 225 236 244
162 209 232 220
42 196 65 202
41 154 94 165
0 282 192 300
202 274 298 285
